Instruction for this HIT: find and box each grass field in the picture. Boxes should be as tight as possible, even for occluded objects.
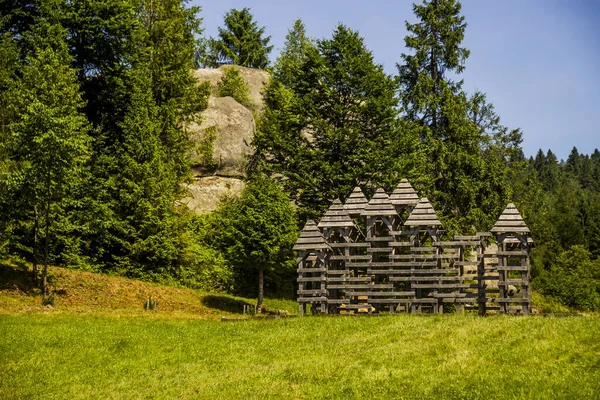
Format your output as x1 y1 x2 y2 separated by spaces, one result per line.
1 264 599 399
1 313 599 399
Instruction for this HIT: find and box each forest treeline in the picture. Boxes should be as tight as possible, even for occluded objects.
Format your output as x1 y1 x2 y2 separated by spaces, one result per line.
0 0 598 310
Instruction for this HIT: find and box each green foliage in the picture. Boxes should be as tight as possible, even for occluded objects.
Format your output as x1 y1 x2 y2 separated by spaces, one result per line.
209 176 298 298
41 293 56 307
216 66 251 108
272 19 315 88
196 125 218 171
254 24 416 220
397 0 511 233
13 16 91 292
206 7 272 68
536 245 600 310
528 147 600 309
0 0 216 291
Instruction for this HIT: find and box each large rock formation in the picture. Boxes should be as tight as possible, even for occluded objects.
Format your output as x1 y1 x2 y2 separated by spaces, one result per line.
184 66 269 213
188 96 254 177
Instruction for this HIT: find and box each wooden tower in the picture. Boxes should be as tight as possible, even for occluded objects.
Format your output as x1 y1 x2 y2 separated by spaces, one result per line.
294 220 331 316
404 197 443 244
491 203 532 315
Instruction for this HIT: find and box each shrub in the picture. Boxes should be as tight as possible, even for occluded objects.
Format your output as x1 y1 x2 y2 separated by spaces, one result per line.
197 125 218 171
217 66 251 108
177 219 234 293
535 245 600 311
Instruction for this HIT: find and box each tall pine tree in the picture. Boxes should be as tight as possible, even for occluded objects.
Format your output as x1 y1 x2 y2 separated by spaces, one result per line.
398 0 509 232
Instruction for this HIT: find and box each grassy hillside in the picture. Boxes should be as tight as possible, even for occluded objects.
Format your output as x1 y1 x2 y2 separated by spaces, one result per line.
0 263 296 317
1 313 599 399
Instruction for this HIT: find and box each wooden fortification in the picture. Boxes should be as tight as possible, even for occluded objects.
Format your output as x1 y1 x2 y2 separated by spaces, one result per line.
294 179 532 316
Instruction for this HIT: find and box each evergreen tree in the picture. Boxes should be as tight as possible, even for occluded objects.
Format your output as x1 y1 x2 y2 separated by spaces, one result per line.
15 19 90 292
0 34 24 260
272 19 314 88
206 8 272 68
533 149 561 193
398 0 509 232
254 24 418 220
210 176 298 312
83 0 210 275
217 66 251 108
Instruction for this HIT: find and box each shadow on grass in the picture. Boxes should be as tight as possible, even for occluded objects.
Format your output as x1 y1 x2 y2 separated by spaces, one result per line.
0 262 39 294
201 294 254 314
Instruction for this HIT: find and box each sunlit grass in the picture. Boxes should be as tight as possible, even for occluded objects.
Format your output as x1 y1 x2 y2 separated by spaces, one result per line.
1 313 599 399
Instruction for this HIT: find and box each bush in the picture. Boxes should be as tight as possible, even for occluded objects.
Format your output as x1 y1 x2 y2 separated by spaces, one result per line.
217 66 251 108
535 245 600 311
176 217 234 293
197 125 218 171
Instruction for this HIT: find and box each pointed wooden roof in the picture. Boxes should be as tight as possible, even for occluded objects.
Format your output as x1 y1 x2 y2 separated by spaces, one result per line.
361 188 398 217
491 203 530 234
344 187 368 217
318 199 355 229
293 220 331 251
404 198 442 227
389 179 420 207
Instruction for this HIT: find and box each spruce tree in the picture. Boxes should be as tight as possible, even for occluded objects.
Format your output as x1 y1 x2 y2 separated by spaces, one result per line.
272 19 314 88
210 175 297 312
207 8 272 68
398 0 508 232
85 0 209 275
255 24 419 220
15 19 90 292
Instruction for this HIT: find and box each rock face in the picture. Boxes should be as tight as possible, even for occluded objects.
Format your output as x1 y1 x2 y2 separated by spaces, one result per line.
193 65 269 112
181 175 246 214
183 66 269 214
188 96 254 178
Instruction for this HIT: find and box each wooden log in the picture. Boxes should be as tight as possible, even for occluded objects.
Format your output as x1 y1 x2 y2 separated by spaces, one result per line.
329 255 371 261
297 297 327 303
367 247 393 253
297 277 327 282
297 289 327 295
385 269 460 276
329 242 369 248
496 266 528 271
296 267 326 273
346 291 415 297
433 241 480 246
327 284 393 290
326 277 372 282
365 236 394 241
326 299 350 304
497 250 528 256
497 280 528 286
368 298 415 304
391 276 467 282
412 283 477 289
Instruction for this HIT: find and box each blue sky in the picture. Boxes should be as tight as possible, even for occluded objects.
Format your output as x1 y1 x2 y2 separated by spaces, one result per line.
193 0 600 160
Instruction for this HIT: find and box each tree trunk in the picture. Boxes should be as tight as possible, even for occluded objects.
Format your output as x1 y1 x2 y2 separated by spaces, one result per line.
42 169 51 296
33 204 38 284
256 268 264 314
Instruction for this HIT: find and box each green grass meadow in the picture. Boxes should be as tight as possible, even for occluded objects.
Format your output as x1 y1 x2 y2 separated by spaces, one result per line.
1 313 599 399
